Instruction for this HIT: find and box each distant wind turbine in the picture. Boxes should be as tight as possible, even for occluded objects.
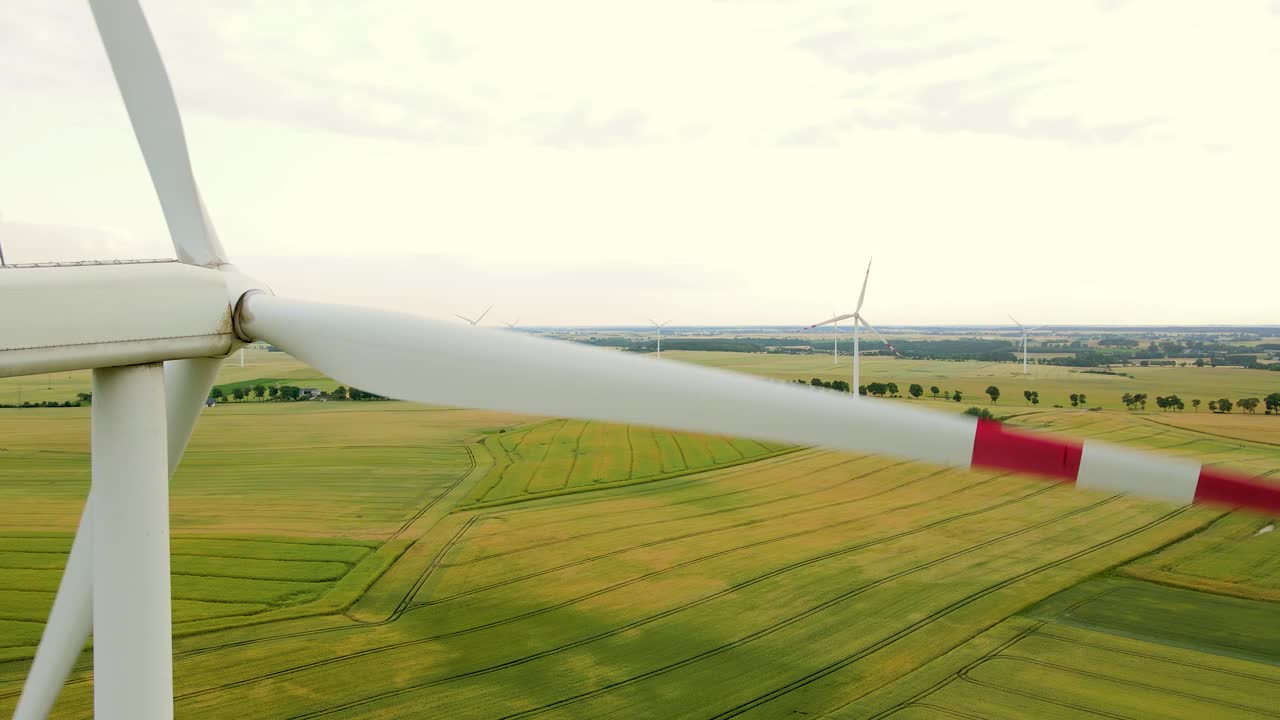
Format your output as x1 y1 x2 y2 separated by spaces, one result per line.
503 319 520 329
1008 314 1045 375
802 259 895 394
455 305 493 326
650 319 671 358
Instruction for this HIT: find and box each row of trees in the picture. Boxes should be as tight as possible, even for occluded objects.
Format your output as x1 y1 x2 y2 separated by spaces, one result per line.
209 385 386 402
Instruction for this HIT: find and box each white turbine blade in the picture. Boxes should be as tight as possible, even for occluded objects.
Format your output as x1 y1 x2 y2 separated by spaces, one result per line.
854 258 873 313
243 296 975 464
454 314 475 324
802 312 856 330
164 357 222 477
1008 314 1023 329
857 315 901 356
242 296 1280 511
239 294 1280 514
12 504 94 720
475 305 493 325
89 0 227 267
1028 325 1047 332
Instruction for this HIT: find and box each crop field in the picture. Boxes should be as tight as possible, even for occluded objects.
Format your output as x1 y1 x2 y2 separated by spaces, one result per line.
466 419 792 506
667 351 1280 412
2 352 1279 718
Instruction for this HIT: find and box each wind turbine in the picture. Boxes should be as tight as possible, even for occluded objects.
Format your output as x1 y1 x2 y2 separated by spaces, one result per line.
650 319 671 358
504 319 520 329
803 259 894 393
455 304 492 326
5 4 1280 719
1008 314 1045 375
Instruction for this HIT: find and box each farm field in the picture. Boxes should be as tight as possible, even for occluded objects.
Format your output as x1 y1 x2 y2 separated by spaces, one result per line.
2 351 1279 718
465 419 792 506
666 350 1280 412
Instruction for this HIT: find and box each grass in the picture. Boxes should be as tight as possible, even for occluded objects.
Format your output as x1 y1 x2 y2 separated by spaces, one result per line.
2 351 1279 718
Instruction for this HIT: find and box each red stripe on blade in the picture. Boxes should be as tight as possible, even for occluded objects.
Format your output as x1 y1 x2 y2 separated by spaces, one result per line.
971 418 1082 482
1194 467 1280 514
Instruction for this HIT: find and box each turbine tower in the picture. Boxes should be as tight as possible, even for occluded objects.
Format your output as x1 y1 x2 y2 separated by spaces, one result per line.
650 319 671 358
6 5 1280 719
454 304 492 326
1008 314 1045 375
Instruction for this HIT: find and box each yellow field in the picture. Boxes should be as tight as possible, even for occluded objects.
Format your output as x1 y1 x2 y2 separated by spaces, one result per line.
2 349 1279 718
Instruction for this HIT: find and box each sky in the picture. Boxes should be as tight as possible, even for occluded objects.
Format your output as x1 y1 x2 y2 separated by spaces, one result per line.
1 1 1277 326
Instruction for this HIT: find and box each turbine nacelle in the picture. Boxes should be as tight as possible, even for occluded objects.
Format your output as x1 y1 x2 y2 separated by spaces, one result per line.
0 262 271 378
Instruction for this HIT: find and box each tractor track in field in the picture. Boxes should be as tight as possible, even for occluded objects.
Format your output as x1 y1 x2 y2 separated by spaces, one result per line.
868 582 1280 720
559 421 590 490
172 475 1061 707
959 655 1280 717
693 507 1192 720
441 458 914 568
412 467 978 609
274 490 1129 719
463 449 837 539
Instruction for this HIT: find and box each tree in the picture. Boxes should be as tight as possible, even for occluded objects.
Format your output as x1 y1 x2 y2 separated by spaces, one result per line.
1208 400 1219 413
1192 399 1201 412
76 392 93 403
909 383 924 399
963 407 995 420
953 390 963 402
1030 391 1040 406
232 387 247 401
887 382 899 397
1069 393 1079 408
1134 393 1148 411
930 385 940 398
1238 397 1260 414
1121 392 1134 410
1266 393 1280 414
985 385 1000 404
1023 390 1033 404
866 382 889 397
333 386 348 400
1194 358 1206 367
1156 396 1168 411
252 384 266 399
858 384 868 396
810 377 824 387
1078 393 1087 407
1216 398 1233 413
210 387 224 401
831 380 850 393
268 385 279 398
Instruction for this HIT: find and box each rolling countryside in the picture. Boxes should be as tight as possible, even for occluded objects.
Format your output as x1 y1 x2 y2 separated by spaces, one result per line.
3 348 1279 718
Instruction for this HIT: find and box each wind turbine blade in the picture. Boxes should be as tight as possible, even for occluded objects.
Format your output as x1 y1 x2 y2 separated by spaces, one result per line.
802 313 857 330
1028 325 1047 332
12 505 94 720
1008 314 1023 329
854 258 873 313
857 316 901 357
89 0 227 267
13 357 219 719
240 295 1280 515
475 305 493 324
454 314 474 324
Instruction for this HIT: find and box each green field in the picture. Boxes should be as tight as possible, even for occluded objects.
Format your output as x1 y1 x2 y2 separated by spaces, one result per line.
2 350 1279 718
466 419 792 506
667 350 1280 412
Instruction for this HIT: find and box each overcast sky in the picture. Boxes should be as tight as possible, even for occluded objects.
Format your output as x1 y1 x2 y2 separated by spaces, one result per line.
2 1 1277 326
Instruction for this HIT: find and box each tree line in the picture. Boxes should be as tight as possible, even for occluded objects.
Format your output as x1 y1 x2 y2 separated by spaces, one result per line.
209 385 386 403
